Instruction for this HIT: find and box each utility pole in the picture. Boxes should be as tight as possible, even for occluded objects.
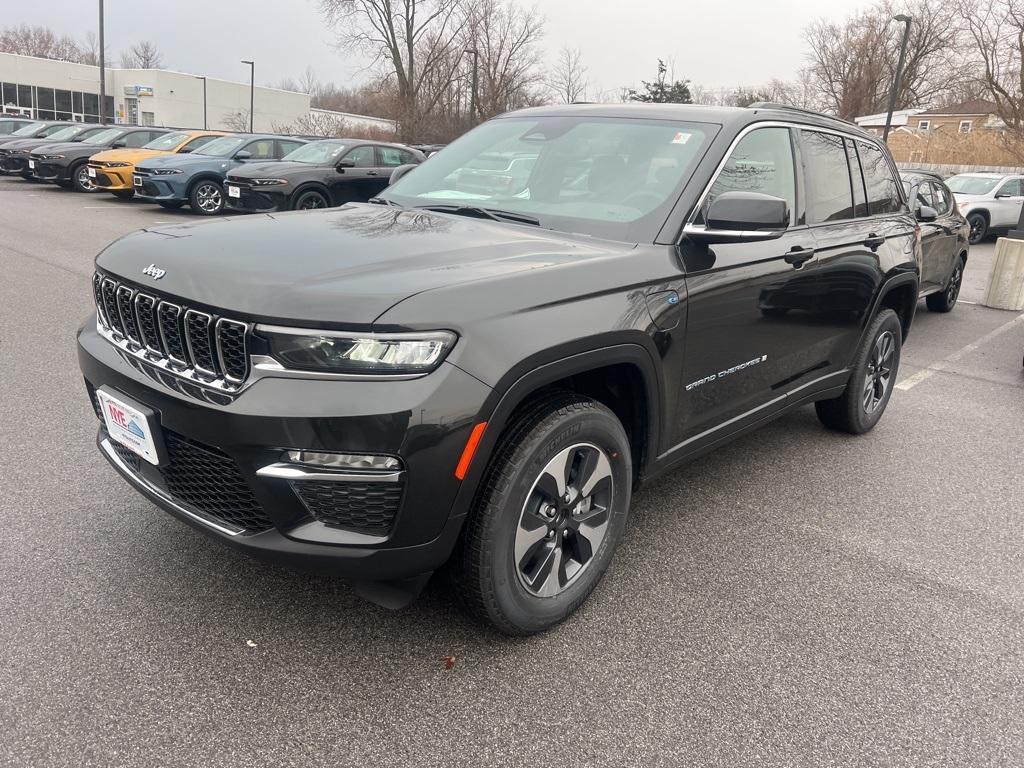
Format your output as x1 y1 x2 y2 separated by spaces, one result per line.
883 14 912 142
98 0 106 125
241 60 254 132
465 48 479 127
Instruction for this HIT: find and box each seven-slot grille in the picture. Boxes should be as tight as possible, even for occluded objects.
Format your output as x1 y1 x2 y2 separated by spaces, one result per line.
94 272 251 388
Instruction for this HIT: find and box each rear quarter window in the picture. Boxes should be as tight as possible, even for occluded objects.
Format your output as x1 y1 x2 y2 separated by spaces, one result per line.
857 141 902 215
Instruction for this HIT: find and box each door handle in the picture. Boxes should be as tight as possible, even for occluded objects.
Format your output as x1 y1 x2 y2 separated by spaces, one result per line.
367 170 379 176
863 234 886 250
783 245 815 267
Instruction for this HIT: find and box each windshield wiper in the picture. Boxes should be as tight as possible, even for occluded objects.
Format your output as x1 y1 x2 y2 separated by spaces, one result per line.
416 204 540 226
368 197 401 206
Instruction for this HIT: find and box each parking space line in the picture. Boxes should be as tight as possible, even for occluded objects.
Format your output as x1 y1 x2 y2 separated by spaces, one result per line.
896 311 1024 391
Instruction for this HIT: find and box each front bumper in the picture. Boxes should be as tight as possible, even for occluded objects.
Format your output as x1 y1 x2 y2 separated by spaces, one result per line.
78 319 490 580
224 182 286 213
30 158 70 181
90 164 133 191
0 153 28 174
133 173 189 202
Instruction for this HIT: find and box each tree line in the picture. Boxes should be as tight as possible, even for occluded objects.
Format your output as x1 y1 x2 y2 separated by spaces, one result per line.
0 24 163 68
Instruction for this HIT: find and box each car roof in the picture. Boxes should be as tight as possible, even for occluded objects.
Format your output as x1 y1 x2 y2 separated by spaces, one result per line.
950 171 1014 178
900 169 945 182
502 102 875 139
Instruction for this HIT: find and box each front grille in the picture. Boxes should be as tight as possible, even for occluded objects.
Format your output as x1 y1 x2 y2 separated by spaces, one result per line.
293 480 403 534
94 271 252 396
163 432 274 532
94 171 114 186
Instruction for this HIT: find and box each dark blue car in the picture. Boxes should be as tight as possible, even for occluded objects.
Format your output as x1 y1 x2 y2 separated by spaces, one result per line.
133 134 307 215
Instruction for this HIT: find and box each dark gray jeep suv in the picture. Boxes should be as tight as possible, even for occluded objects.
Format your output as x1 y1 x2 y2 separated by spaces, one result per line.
79 103 922 634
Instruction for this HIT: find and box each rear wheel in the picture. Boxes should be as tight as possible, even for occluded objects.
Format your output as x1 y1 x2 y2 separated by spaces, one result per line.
70 162 98 193
293 189 330 210
926 255 965 313
111 189 135 200
967 212 988 244
451 394 632 635
189 180 224 215
816 308 902 434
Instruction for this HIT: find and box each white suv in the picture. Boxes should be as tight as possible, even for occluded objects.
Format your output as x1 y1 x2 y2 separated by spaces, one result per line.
946 172 1024 244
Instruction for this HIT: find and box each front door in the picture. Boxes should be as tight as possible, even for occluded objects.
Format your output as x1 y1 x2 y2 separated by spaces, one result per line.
673 126 825 447
991 177 1024 229
332 145 379 203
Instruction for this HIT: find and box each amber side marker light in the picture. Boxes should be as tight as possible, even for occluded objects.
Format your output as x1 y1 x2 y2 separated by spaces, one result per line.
455 422 488 480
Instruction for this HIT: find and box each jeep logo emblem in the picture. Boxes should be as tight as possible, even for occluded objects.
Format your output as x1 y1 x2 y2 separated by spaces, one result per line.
142 264 166 280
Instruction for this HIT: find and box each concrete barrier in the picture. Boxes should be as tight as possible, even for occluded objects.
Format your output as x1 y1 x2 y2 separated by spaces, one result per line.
984 237 1024 310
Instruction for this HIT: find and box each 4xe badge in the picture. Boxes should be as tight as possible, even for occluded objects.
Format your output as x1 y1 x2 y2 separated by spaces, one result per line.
142 263 166 280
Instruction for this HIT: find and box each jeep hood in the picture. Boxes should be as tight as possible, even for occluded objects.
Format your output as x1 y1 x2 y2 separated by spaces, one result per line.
95 204 628 325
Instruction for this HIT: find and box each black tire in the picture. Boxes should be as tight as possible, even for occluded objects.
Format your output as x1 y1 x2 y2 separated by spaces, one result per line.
816 308 902 434
70 162 98 193
157 201 186 210
293 189 330 211
111 189 135 200
451 393 632 635
967 212 988 245
188 179 225 216
926 254 965 313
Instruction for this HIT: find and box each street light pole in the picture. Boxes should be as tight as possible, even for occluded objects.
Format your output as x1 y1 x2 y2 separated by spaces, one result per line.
465 48 479 127
241 60 254 132
882 14 912 142
98 0 106 125
195 76 207 130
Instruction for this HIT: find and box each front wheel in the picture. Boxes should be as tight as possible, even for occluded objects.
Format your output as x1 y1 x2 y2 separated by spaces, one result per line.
926 255 965 313
293 189 330 210
71 163 98 193
967 213 988 244
189 180 225 215
816 308 902 434
451 394 632 635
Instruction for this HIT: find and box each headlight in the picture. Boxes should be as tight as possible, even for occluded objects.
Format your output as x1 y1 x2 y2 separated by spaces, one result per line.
257 326 457 375
251 178 288 186
152 168 182 175
105 161 130 168
40 154 65 159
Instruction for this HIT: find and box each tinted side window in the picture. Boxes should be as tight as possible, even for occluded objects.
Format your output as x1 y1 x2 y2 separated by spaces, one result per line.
123 131 151 148
803 131 855 223
378 146 409 167
244 139 276 159
277 140 304 157
181 135 216 153
344 145 376 168
997 178 1023 197
701 127 796 225
857 141 901 215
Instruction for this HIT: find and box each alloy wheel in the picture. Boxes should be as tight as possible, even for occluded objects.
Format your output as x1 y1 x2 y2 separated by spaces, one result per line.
969 216 985 242
863 330 895 414
196 183 222 213
947 262 963 305
298 194 327 210
514 443 613 598
77 167 95 191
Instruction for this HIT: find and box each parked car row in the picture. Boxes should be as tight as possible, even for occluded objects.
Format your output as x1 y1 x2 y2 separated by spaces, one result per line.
0 116 426 216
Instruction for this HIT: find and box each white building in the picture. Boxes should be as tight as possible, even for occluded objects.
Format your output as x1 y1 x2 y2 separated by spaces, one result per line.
853 108 926 136
0 52 395 135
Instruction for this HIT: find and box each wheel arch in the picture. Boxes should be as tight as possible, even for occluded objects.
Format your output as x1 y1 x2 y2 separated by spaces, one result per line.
872 273 919 342
448 343 663 521
291 181 332 208
186 173 225 194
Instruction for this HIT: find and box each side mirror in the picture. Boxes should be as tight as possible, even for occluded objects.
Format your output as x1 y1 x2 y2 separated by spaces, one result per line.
916 204 938 222
179 147 193 154
111 140 126 149
336 158 355 172
235 150 252 161
686 191 789 243
389 163 418 185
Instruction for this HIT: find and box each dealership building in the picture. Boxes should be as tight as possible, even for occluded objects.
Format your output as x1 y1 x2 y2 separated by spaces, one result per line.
0 52 395 134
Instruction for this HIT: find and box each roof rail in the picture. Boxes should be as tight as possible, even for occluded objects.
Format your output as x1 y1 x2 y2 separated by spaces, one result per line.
747 102 858 127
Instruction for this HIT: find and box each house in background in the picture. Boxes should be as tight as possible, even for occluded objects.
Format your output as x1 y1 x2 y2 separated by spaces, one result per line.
910 99 1005 134
854 108 925 136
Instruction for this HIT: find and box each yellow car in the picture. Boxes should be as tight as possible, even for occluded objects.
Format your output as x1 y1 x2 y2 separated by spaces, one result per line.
88 130 226 199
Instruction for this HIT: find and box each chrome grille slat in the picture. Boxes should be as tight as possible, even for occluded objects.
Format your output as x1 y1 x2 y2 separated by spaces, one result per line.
92 271 251 399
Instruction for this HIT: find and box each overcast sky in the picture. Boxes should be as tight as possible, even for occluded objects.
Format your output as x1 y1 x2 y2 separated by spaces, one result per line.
15 0 874 94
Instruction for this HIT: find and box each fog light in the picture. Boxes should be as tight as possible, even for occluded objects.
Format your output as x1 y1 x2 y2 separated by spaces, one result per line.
285 450 401 472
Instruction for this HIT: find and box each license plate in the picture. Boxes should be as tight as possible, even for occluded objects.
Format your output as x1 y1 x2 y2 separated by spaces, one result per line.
87 166 96 178
28 159 34 169
227 184 240 198
133 174 142 187
97 389 161 466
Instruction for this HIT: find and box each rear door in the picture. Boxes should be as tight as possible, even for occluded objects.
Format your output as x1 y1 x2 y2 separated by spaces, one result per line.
922 180 959 288
675 125 825 445
992 177 1024 228
332 145 378 203
809 134 915 375
375 146 414 194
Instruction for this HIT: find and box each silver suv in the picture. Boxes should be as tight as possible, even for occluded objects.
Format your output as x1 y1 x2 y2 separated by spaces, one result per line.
946 172 1024 244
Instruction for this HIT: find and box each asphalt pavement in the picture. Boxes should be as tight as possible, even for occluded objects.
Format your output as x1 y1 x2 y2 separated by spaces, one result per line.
1 177 1022 768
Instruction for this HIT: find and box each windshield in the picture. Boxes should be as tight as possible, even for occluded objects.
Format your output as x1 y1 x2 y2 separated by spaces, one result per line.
142 131 188 151
40 125 89 142
946 175 1000 195
196 136 248 157
13 122 45 136
382 116 715 242
83 128 124 145
283 141 347 164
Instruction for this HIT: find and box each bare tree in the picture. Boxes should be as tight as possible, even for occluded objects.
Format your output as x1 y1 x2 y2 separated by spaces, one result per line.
466 0 545 119
957 0 1024 158
222 110 251 132
318 0 471 141
547 46 587 104
0 24 83 62
119 40 163 69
